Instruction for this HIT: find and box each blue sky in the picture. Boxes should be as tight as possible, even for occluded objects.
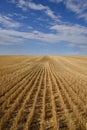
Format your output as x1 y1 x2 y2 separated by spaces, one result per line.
0 0 87 55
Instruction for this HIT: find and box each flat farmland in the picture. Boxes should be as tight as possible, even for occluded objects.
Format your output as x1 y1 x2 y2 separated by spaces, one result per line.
0 56 87 130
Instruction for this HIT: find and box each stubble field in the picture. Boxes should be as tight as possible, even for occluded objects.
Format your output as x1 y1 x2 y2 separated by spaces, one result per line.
0 56 87 130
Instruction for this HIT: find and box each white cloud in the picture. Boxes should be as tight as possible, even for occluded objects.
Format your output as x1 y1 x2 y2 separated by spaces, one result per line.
28 2 47 10
9 0 60 21
45 8 57 19
78 13 87 22
49 0 87 22
28 2 59 20
50 24 87 45
50 24 87 35
0 23 87 47
0 33 23 45
0 14 22 28
65 0 87 22
65 0 87 14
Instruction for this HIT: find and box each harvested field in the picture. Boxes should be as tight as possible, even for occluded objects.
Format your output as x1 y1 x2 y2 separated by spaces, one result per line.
0 55 87 130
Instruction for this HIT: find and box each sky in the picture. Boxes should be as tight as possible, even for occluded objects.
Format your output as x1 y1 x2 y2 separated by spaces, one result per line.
0 0 87 55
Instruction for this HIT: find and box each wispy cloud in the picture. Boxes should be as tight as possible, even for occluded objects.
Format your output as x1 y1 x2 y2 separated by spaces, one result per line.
78 13 87 21
0 23 87 48
0 33 23 45
49 0 87 22
28 2 59 20
65 0 87 21
50 24 87 35
9 0 60 21
28 2 47 10
65 0 87 14
45 8 58 20
0 14 22 28
50 23 87 45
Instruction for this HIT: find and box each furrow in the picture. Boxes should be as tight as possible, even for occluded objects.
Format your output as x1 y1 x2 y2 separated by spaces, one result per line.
51 63 86 130
23 68 44 130
0 65 41 119
0 66 42 130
